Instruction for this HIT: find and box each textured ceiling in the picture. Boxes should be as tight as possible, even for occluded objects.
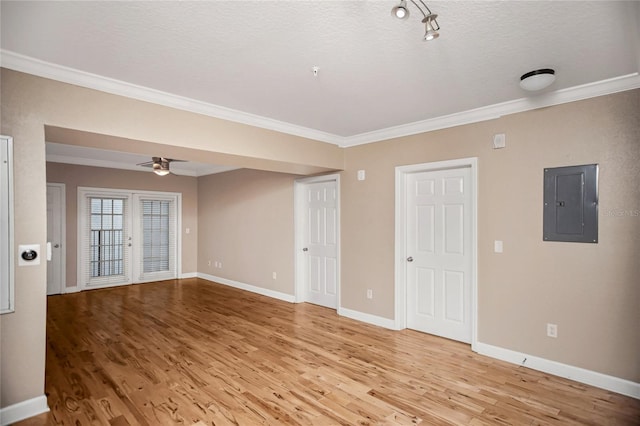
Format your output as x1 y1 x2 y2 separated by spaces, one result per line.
2 1 640 142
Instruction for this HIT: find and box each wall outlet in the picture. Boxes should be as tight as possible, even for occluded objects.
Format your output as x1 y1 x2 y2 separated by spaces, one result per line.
207 260 212 266
218 262 223 269
272 272 277 280
547 323 558 338
366 289 373 299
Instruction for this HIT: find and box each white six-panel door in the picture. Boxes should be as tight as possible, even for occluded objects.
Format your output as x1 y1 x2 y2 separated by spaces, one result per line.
300 180 338 309
406 167 472 343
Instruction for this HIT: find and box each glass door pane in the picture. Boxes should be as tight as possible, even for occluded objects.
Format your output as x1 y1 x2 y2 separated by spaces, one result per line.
142 200 170 273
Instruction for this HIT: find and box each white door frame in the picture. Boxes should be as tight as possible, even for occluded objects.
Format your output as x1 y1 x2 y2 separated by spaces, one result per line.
77 187 182 291
47 182 66 295
294 173 341 308
0 135 14 314
395 158 478 351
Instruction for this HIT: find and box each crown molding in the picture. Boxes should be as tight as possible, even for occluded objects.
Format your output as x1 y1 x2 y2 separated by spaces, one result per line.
0 50 343 145
340 72 640 147
2 50 639 149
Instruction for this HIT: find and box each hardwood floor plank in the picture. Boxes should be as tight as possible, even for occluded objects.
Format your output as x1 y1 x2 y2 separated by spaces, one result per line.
15 278 639 425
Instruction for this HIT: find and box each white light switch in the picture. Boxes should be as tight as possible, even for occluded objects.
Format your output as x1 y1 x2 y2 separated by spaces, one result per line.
357 170 366 181
494 240 503 253
185 228 190 234
493 133 506 149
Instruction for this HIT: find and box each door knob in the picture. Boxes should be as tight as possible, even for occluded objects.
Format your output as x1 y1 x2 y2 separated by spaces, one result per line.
302 247 309 252
53 243 60 248
407 256 414 262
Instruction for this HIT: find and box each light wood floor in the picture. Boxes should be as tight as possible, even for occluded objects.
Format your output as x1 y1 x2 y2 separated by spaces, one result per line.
18 278 639 425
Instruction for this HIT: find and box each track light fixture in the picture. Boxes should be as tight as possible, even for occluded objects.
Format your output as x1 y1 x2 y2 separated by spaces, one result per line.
391 0 410 20
391 0 440 41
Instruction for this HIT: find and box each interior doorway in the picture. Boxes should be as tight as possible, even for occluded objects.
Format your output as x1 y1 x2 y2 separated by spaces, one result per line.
294 174 340 309
395 158 478 347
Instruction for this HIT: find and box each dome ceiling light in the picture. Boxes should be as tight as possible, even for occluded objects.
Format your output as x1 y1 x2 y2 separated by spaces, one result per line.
520 69 556 91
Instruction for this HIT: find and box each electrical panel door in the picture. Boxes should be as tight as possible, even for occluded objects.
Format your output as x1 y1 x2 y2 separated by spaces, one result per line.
543 164 598 243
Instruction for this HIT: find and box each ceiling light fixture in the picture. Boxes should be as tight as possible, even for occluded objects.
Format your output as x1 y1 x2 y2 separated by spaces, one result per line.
152 157 171 176
520 69 556 91
391 0 410 20
392 0 440 41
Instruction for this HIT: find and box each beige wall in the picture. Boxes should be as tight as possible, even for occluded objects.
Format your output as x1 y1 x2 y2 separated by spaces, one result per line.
197 169 298 295
341 89 640 382
0 100 48 409
46 162 199 286
0 68 341 409
2 66 638 411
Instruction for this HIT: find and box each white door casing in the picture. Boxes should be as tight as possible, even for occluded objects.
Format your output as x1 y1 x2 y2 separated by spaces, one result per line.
0 135 14 314
47 183 66 295
395 158 478 349
295 174 340 309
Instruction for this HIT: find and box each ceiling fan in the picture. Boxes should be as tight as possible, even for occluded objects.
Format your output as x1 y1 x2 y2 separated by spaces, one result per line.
136 157 185 176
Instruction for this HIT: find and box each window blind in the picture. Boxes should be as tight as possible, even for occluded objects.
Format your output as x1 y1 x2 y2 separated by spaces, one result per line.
138 197 176 281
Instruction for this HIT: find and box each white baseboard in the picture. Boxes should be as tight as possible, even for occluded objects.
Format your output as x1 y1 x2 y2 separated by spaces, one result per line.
0 395 49 426
63 285 79 294
180 272 198 279
338 307 399 330
475 342 640 400
197 273 296 303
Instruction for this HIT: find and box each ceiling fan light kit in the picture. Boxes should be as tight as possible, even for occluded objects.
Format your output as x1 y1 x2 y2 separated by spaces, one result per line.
520 68 556 91
137 156 184 176
153 160 171 176
392 0 440 41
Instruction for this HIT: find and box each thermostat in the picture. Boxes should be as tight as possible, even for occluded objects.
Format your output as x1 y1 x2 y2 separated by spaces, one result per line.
18 244 41 266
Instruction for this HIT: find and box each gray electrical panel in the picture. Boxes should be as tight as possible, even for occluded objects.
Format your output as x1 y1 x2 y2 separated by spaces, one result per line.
543 164 598 243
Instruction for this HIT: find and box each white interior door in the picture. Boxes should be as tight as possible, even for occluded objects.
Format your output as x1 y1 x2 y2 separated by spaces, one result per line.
47 183 65 295
297 177 339 309
406 167 472 343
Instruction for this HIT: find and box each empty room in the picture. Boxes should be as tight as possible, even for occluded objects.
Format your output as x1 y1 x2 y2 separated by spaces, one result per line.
1 1 639 425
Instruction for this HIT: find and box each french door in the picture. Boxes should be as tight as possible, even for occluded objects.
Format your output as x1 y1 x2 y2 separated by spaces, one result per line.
78 188 180 290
